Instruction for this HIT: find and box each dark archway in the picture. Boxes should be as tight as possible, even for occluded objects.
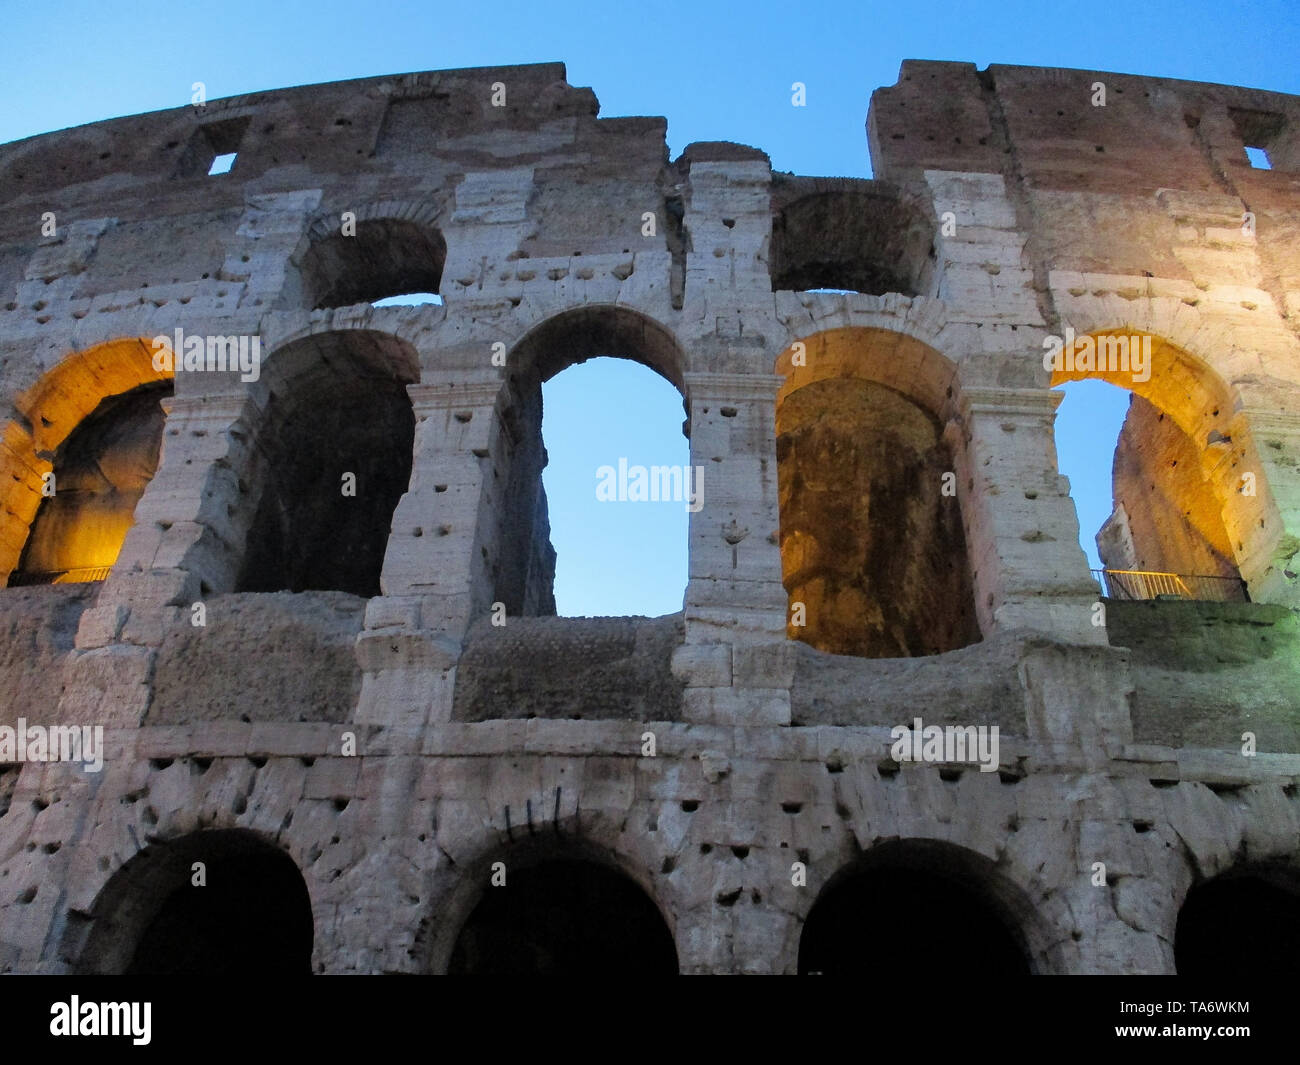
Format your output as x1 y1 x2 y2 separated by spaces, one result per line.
448 859 677 975
298 217 446 310
74 829 313 975
769 179 934 296
1176 868 1300 977
799 842 1033 975
235 330 417 596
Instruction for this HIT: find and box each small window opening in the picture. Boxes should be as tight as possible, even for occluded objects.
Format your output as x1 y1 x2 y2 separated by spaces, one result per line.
176 116 249 180
1231 108 1287 172
208 152 237 176
1244 146 1272 170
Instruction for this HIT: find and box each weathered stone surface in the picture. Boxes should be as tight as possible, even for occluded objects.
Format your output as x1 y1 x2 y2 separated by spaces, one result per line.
0 583 94 727
0 59 1297 976
148 591 366 724
452 614 684 722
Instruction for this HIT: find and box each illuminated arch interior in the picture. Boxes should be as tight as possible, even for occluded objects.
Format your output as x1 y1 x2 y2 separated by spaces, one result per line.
774 327 979 658
1 338 173 587
1051 330 1250 593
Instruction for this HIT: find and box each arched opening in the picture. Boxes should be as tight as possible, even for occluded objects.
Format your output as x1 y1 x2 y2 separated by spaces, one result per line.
799 842 1034 976
235 330 417 596
448 858 677 974
769 179 933 296
1175 868 1300 976
74 829 313 975
298 217 445 310
1051 331 1249 601
12 382 170 585
489 307 688 620
774 328 979 658
0 338 173 587
542 358 689 616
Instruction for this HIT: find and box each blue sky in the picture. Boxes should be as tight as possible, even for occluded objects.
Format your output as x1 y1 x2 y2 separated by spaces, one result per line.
4 1 1295 614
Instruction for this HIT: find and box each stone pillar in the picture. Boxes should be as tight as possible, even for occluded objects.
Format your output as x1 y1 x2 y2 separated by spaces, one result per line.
63 393 256 727
1222 407 1300 607
354 379 499 730
378 379 502 629
952 387 1106 644
677 371 792 725
83 393 257 625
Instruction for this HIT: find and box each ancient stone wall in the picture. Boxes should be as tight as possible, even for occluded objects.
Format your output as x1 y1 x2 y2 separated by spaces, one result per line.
0 60 1297 974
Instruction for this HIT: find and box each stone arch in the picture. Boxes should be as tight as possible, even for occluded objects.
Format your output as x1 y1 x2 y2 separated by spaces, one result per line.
290 201 447 310
1055 295 1300 396
420 821 678 975
1049 328 1277 600
797 838 1051 975
505 303 688 394
773 326 980 658
70 828 314 975
479 305 690 619
233 328 418 596
769 178 935 297
1175 863 1300 976
773 292 955 360
0 338 172 586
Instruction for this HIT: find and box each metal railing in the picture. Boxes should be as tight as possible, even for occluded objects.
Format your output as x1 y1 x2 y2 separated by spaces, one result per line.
6 566 112 587
1091 568 1249 603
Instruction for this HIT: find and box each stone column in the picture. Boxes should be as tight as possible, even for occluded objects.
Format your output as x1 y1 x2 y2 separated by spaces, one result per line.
64 393 256 727
354 379 500 729
677 371 792 725
952 387 1107 645
1222 407 1300 607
